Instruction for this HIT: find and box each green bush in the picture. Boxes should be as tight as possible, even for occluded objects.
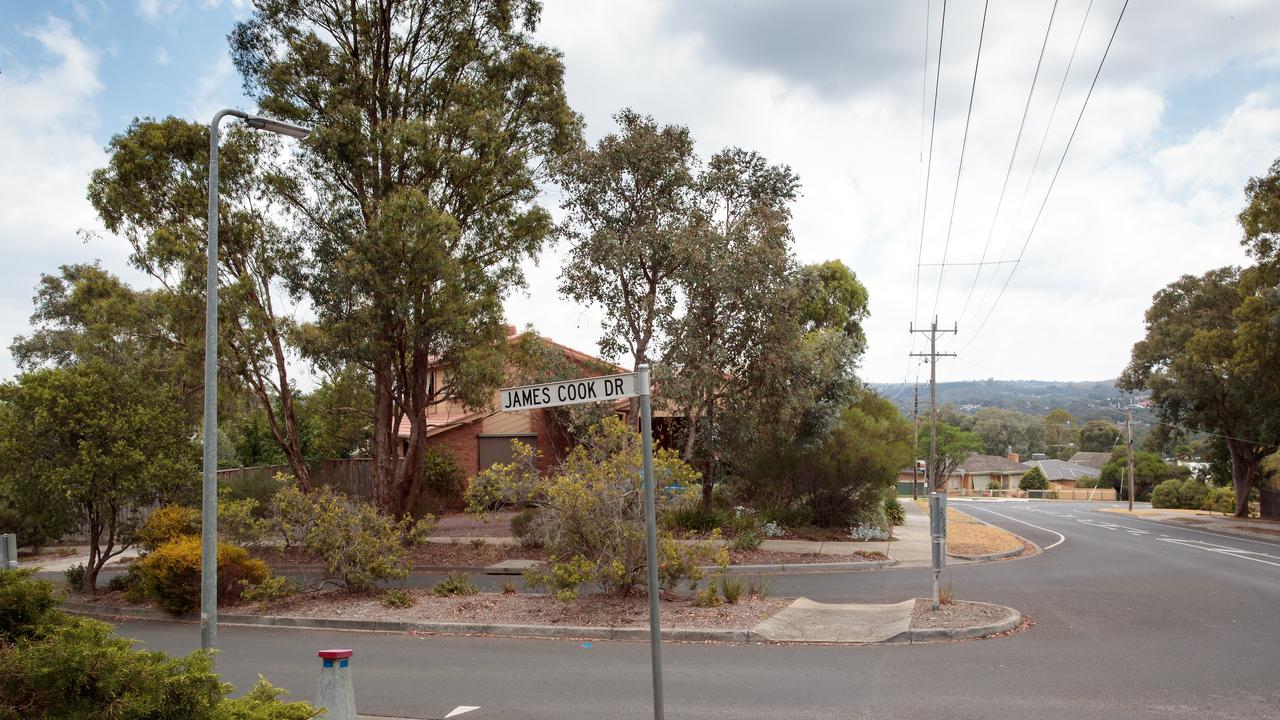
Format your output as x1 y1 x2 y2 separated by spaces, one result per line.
268 485 433 592
1019 467 1049 491
432 572 478 597
0 569 62 643
719 575 746 604
1176 479 1210 510
137 505 201 552
63 563 86 592
509 507 544 549
985 478 1002 491
381 588 415 608
134 536 269 614
468 418 722 601
1151 479 1184 509
755 502 813 530
693 583 721 607
415 448 467 516
1202 486 1235 514
883 496 906 526
730 529 764 551
665 505 728 533
0 581 320 720
240 575 299 605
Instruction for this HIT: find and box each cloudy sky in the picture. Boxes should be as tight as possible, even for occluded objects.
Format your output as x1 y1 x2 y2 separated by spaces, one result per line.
2 0 1278 387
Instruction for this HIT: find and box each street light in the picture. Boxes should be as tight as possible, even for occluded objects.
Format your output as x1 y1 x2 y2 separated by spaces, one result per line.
202 109 311 652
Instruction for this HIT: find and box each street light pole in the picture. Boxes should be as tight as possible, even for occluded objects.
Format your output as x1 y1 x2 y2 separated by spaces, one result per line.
202 109 310 652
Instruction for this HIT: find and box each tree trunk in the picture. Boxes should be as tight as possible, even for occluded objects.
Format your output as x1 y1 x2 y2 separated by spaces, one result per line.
1227 439 1260 518
370 356 399 512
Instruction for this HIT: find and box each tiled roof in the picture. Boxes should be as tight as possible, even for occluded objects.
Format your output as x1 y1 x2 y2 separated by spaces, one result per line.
1068 451 1113 470
1023 458 1102 482
396 409 485 439
956 454 1029 474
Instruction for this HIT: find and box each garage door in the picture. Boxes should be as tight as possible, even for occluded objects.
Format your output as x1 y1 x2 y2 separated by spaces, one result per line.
477 434 538 471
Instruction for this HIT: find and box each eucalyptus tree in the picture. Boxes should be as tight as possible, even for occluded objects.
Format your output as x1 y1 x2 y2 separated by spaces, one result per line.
229 0 579 513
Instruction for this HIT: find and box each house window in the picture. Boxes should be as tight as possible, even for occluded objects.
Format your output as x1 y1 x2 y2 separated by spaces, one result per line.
478 433 538 472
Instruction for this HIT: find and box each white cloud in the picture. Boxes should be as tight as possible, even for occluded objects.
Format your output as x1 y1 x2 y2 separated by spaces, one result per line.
0 17 136 379
154 46 169 65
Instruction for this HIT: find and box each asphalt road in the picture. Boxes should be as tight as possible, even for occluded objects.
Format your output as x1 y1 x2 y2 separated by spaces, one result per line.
110 501 1280 719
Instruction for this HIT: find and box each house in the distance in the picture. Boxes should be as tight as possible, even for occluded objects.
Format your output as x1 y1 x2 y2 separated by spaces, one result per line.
942 453 1029 493
1068 451 1112 471
1022 455 1102 489
398 327 629 480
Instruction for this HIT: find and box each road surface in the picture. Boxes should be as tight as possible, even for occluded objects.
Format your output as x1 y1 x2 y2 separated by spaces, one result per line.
112 501 1280 719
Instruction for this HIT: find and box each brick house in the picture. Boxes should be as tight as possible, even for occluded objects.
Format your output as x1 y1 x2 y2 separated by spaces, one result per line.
943 453 1029 492
397 328 630 479
1021 456 1102 490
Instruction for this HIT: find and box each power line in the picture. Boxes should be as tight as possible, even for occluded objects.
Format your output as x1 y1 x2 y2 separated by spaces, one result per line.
954 0 1060 330
919 258 1019 268
931 0 990 320
960 0 1128 354
907 0 934 377
912 0 947 333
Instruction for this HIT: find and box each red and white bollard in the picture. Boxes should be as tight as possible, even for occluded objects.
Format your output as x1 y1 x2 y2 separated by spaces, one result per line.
316 649 356 720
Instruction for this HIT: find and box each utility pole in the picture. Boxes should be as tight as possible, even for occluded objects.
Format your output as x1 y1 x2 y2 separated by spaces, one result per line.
910 318 958 491
912 383 921 500
1127 405 1135 511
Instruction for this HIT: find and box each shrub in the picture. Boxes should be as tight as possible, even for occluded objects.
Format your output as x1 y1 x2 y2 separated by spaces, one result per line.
1020 467 1049 491
665 505 728 533
693 583 721 607
719 575 745 604
501 578 519 594
240 575 299 605
63 563 86 592
468 417 720 601
134 536 269 614
747 575 773 599
432 572 478 597
1202 486 1235 515
267 485 433 592
218 676 321 719
755 503 813 531
0 569 62 643
883 496 906 526
1151 479 1182 509
509 508 544 549
107 572 134 593
760 520 786 538
219 493 269 547
848 524 891 541
137 505 201 552
726 508 760 535
986 478 1001 491
730 530 764 551
415 448 467 516
939 581 955 605
381 588 415 608
1176 479 1210 510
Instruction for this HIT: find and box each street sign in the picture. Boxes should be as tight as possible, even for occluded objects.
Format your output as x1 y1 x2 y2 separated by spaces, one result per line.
500 372 638 411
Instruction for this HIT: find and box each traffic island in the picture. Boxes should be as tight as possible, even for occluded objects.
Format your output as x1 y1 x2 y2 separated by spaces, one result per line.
65 592 1023 645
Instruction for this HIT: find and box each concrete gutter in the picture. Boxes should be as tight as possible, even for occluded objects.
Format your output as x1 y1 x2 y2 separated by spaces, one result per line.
890 604 1023 644
947 546 1025 562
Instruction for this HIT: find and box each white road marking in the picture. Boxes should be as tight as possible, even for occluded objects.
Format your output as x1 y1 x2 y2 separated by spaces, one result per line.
445 707 481 718
964 505 1067 550
1099 513 1280 549
1159 538 1280 568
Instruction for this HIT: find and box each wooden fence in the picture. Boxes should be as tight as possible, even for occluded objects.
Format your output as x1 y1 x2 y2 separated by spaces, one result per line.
217 458 382 500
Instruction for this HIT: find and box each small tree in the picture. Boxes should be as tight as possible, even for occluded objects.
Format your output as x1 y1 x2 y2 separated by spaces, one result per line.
0 361 195 592
465 417 720 600
1019 467 1049 491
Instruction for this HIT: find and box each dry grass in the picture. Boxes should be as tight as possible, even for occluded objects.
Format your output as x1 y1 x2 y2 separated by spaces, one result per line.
915 500 1023 556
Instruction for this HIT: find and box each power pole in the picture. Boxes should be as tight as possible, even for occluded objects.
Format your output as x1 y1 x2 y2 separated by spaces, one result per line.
910 318 957 492
1127 405 1135 511
912 383 921 501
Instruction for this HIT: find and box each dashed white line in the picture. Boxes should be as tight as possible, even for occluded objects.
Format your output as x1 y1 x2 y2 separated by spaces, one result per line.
964 505 1067 550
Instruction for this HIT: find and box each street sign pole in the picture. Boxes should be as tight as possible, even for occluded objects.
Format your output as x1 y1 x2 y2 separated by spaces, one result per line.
497 368 660 719
636 364 664 720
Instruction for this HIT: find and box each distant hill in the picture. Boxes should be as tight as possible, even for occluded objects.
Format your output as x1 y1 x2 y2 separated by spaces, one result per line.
870 379 1147 422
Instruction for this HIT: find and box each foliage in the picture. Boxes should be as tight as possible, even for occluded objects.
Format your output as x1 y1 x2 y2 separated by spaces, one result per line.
693 583 722 608
730 530 764 551
1043 409 1078 460
719 575 746 605
848 524 891 541
0 574 319 720
747 576 774 599
1202 486 1236 515
266 486 433 592
939 582 955 606
1020 467 1049 491
219 494 270 547
665 505 730 533
795 260 870 352
1120 266 1275 516
1151 479 1211 510
555 109 695 373
884 496 906 526
134 536 269 614
239 575 298 606
972 407 1047 458
138 506 202 552
509 508 544 549
920 422 984 491
0 570 62 644
1078 420 1122 453
986 478 1002 491
230 0 579 517
381 589 415 608
63 564 86 593
432 573 479 598
0 360 196 592
415 448 467 517
468 417 720 599
1101 449 1179 501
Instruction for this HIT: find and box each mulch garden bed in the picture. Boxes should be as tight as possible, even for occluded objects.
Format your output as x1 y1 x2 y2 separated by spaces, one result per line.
237 589 789 630
728 549 887 565
909 598 1011 629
